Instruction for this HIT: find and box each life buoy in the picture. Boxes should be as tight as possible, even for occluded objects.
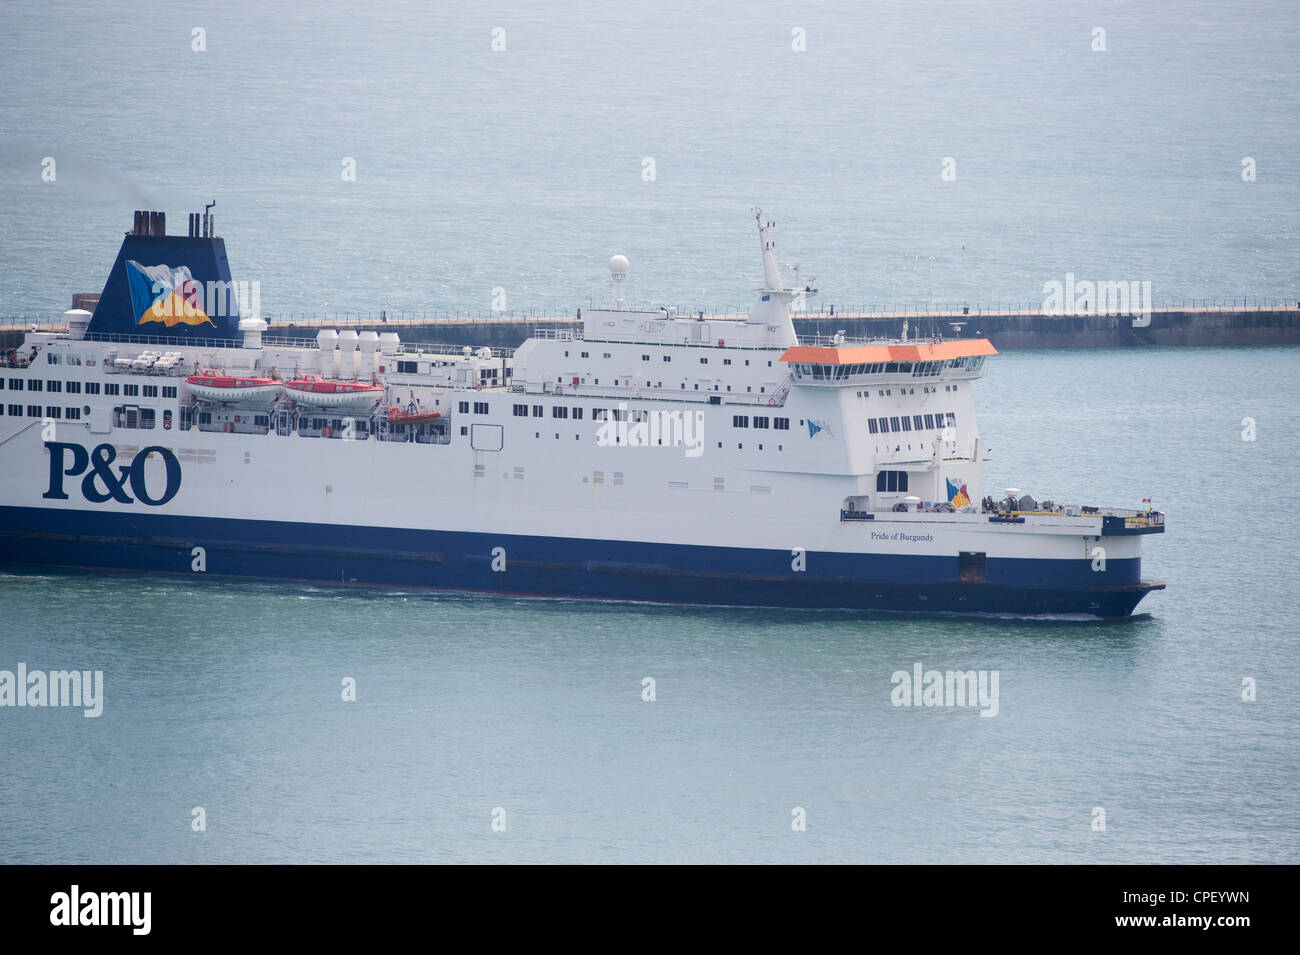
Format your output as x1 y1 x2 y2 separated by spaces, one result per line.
768 397 776 406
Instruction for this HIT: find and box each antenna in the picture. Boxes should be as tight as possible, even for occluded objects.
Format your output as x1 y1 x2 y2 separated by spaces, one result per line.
609 254 629 308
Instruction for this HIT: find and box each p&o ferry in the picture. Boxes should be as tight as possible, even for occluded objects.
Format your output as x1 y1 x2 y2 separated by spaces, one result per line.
0 209 1165 616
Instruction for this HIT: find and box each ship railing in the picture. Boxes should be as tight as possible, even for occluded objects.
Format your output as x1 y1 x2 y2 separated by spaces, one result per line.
85 332 246 348
840 510 875 522
989 505 1164 527
1097 506 1164 527
508 381 790 406
799 333 925 348
528 328 579 341
394 342 516 359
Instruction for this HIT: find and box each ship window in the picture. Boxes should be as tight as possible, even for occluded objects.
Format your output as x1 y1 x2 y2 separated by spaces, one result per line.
913 415 923 429
773 417 789 430
593 408 608 421
581 352 589 358
473 401 489 414
552 406 568 418
65 381 80 394
732 415 748 428
45 406 61 419
723 359 732 366
397 361 418 374
642 354 650 361
925 414 935 429
143 385 158 398
875 470 908 492
572 407 583 419
123 384 138 396
613 408 627 422
753 416 769 429
900 417 912 431
162 386 177 398
7 379 21 390
868 419 878 434
27 405 40 417
105 383 119 396
700 358 708 364
513 403 527 416
460 426 468 436
663 355 671 362
65 407 81 420
532 405 543 417
890 416 900 431
28 380 42 392
946 412 956 426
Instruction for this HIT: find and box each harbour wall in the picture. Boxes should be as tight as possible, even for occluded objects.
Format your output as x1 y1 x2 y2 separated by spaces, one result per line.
4 307 1297 351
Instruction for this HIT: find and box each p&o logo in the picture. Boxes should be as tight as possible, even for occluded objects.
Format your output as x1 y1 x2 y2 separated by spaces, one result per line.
44 441 182 506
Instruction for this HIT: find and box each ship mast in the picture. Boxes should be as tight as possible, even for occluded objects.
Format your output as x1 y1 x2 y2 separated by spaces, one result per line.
747 208 798 345
757 209 784 292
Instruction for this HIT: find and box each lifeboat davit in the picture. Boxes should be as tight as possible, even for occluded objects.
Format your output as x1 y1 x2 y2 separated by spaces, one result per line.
185 371 284 407
284 375 385 412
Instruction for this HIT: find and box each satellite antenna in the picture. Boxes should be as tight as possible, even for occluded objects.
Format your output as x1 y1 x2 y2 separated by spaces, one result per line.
609 254 629 308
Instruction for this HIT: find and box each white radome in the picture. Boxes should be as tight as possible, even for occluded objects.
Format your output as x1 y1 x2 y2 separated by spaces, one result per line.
609 254 629 276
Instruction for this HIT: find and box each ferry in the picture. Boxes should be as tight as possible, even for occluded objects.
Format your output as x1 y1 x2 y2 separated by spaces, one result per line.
0 208 1165 616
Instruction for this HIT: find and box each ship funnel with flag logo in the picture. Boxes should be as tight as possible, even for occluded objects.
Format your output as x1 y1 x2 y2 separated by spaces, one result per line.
85 208 249 341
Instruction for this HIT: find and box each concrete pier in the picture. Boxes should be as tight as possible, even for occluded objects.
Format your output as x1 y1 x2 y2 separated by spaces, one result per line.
4 305 1297 351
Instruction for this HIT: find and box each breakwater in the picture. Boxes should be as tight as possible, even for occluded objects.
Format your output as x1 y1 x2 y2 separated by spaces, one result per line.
4 305 1297 351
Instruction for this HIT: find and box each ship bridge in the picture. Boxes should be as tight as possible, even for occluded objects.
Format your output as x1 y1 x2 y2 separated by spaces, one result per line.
781 338 997 385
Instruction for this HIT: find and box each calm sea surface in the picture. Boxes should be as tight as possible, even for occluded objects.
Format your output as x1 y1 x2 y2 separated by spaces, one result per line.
0 0 1297 318
1 346 1297 864
1 1 1297 863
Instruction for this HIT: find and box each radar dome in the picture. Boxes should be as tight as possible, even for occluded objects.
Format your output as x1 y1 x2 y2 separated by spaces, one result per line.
609 254 629 276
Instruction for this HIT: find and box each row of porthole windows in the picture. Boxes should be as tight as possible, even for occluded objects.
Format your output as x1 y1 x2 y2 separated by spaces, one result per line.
868 412 955 435
731 415 791 430
566 349 775 370
555 375 772 395
3 405 83 420
5 379 174 399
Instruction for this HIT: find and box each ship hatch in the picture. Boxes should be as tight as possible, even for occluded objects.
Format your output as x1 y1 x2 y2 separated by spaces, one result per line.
958 551 986 583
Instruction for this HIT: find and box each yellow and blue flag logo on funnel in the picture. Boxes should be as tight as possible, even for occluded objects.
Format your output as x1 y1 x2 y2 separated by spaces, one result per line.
946 478 971 508
125 260 216 327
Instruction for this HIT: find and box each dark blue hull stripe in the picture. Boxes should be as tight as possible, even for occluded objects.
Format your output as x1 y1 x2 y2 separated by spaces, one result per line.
0 506 1161 617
